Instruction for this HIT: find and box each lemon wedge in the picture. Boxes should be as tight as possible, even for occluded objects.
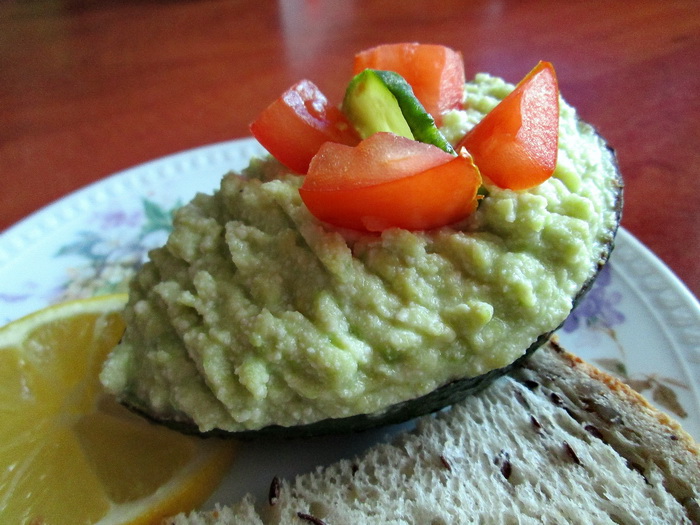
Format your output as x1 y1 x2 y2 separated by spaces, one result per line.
0 294 236 524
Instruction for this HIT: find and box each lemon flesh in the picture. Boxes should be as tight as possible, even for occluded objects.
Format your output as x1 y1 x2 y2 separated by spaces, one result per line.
0 295 236 525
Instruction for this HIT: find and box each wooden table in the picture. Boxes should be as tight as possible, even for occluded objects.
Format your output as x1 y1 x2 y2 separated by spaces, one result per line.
1 0 698 298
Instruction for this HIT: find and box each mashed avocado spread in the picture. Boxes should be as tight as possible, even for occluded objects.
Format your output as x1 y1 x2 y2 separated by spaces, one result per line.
100 73 621 432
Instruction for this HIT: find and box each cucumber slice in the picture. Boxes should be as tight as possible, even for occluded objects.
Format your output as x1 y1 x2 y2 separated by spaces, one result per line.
343 69 455 154
342 69 414 141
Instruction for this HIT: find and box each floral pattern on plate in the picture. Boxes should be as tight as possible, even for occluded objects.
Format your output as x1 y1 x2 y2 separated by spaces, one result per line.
52 199 178 302
563 264 690 419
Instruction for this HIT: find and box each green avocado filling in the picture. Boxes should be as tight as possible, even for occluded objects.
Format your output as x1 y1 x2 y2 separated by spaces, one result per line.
100 73 620 433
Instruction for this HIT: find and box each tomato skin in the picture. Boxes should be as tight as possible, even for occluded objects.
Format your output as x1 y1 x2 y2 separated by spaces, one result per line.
456 61 559 191
300 133 481 232
250 79 360 174
353 43 465 125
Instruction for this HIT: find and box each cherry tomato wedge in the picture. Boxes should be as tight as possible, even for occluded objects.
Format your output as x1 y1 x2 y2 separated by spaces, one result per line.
353 43 465 125
250 79 360 174
456 61 559 191
300 133 481 232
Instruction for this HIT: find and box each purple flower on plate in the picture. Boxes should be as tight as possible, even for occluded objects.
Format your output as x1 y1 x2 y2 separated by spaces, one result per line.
98 209 142 229
0 281 40 306
563 264 625 333
0 292 31 303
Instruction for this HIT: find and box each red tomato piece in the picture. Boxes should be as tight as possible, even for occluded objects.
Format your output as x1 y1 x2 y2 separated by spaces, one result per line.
456 61 559 191
353 43 465 125
300 133 482 232
250 79 359 174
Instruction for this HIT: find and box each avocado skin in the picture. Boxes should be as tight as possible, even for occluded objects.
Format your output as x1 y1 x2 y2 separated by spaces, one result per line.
124 140 623 440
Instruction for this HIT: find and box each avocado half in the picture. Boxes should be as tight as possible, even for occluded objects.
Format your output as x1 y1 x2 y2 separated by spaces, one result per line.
116 135 623 440
101 64 624 438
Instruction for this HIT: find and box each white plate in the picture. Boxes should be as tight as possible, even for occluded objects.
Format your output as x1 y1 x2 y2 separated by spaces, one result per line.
2 138 699 508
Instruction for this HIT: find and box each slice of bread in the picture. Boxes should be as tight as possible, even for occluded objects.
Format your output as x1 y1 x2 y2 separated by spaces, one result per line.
165 339 700 524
